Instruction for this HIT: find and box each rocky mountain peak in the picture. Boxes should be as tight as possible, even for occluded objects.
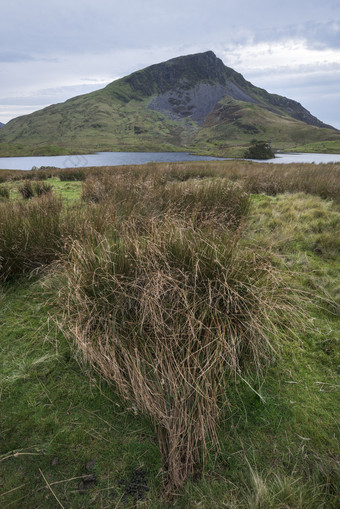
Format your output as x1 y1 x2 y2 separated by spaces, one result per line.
117 51 230 99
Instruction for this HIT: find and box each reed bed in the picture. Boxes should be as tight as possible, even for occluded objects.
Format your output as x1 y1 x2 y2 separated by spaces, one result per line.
77 160 339 201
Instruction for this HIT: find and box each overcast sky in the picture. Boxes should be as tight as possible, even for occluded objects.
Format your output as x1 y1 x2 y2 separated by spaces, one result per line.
1 0 340 128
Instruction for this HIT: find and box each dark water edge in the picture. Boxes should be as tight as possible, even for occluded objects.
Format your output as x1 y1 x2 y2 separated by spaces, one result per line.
0 151 340 171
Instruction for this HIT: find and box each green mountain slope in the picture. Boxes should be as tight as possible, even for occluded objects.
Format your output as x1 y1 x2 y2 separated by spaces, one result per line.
0 51 339 156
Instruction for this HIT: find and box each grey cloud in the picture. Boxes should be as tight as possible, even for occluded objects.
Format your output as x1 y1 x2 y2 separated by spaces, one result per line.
0 51 36 63
1 1 339 56
0 83 110 107
248 20 340 49
300 21 340 49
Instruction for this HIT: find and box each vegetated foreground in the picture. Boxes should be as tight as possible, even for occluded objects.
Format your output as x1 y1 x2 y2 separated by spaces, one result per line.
0 160 339 508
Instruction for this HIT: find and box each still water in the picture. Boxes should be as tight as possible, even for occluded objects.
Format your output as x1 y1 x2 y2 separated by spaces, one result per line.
0 151 340 171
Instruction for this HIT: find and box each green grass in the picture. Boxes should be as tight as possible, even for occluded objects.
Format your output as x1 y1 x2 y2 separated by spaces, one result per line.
3 177 82 203
291 140 340 154
0 164 339 507
0 142 72 157
0 282 162 508
47 178 82 202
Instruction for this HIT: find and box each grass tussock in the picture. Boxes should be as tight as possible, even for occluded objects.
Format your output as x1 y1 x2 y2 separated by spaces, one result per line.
18 179 35 199
57 213 301 494
32 180 53 196
251 193 340 260
242 162 340 200
243 468 332 509
58 168 86 181
0 194 63 279
79 160 340 202
18 180 53 199
1 160 339 200
0 184 10 199
81 172 250 228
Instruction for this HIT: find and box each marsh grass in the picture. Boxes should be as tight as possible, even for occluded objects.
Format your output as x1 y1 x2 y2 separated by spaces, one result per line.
1 160 339 200
0 194 63 279
77 160 340 202
58 168 86 181
0 184 10 199
81 172 250 228
0 165 305 492
18 179 34 199
238 163 340 200
32 180 53 196
57 211 302 494
243 468 330 509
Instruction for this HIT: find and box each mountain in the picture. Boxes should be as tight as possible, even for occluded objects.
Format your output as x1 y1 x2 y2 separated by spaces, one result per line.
0 122 4 128
0 51 339 157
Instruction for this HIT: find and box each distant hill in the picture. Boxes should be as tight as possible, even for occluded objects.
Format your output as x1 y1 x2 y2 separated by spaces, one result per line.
0 51 339 156
0 122 4 128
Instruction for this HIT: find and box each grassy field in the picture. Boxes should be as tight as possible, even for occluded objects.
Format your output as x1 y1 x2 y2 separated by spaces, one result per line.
0 161 339 508
290 140 340 154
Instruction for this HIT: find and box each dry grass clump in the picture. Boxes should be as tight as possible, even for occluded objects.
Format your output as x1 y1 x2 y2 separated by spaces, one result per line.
17 180 53 199
244 468 330 509
0 184 10 199
242 163 340 200
251 193 340 260
32 181 53 196
57 213 299 494
0 194 63 279
78 160 340 203
18 180 34 199
58 168 86 181
81 172 250 228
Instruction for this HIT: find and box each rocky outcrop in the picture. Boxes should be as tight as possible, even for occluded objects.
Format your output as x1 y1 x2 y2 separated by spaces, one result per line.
148 82 256 124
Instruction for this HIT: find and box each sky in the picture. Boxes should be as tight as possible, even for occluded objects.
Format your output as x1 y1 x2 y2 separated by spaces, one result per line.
1 0 340 128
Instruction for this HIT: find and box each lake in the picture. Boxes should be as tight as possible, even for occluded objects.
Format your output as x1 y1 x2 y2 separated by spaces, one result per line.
0 151 340 171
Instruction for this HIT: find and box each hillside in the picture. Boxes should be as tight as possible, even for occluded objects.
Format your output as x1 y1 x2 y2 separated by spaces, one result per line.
0 51 339 156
